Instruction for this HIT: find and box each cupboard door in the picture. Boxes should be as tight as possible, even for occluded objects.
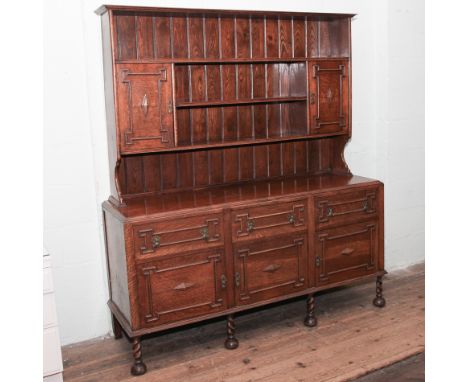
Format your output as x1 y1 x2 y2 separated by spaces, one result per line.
308 59 349 135
315 221 378 286
137 249 228 327
116 63 174 154
234 234 307 306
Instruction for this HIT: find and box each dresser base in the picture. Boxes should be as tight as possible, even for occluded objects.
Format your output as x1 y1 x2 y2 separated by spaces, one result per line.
109 273 386 376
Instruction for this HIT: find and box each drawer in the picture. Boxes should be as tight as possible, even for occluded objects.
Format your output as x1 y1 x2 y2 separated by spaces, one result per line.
43 292 58 329
231 199 307 242
315 221 378 286
136 249 228 327
43 267 54 294
233 234 307 305
315 186 378 229
43 326 63 376
133 213 224 258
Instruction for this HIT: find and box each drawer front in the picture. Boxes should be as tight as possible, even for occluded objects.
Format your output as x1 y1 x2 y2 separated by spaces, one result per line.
137 249 228 327
133 213 223 258
315 187 378 229
231 199 307 242
234 234 307 305
315 221 378 286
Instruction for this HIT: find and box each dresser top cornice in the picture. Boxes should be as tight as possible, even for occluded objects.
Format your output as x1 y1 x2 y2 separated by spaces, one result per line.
95 4 356 18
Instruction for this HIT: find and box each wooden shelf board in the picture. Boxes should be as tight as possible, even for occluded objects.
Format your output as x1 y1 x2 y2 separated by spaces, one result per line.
106 173 378 219
120 131 348 156
176 96 307 108
115 57 350 65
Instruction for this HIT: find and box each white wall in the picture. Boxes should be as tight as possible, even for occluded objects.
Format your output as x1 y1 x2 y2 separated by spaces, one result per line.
44 0 424 345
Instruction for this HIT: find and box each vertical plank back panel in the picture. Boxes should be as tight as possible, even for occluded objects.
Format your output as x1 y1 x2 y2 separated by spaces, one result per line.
136 15 154 59
109 10 352 199
115 14 137 60
154 15 172 58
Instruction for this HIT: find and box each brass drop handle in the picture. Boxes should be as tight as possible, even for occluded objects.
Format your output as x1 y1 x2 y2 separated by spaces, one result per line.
288 213 296 225
363 200 369 212
200 227 209 241
327 207 333 217
151 234 161 248
235 272 241 287
315 256 321 267
221 274 227 289
310 92 316 104
247 219 255 233
168 100 173 114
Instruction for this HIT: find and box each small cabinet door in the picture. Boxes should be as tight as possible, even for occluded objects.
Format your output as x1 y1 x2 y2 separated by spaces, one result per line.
233 234 308 306
116 63 174 154
315 221 378 286
308 59 349 135
137 249 228 328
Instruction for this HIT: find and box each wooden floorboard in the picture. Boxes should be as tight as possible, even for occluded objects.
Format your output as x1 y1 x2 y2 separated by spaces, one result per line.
353 353 424 382
62 263 424 382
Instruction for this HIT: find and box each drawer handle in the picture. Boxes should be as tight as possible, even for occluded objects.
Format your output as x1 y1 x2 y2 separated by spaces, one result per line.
221 274 227 289
315 256 321 267
287 213 296 225
200 227 209 241
340 247 355 256
247 219 255 233
263 263 281 273
327 207 333 217
151 234 161 248
235 272 241 287
173 282 195 291
363 200 369 212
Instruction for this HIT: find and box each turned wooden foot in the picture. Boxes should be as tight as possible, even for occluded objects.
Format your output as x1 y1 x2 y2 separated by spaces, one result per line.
224 314 239 350
130 337 147 376
112 314 123 339
304 294 318 327
373 275 386 308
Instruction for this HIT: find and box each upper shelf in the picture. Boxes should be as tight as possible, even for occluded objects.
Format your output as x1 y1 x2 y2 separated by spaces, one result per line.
176 96 307 108
109 11 350 63
115 58 350 64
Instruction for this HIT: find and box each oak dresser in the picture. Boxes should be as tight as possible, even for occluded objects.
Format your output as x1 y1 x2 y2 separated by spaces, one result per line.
96 5 386 376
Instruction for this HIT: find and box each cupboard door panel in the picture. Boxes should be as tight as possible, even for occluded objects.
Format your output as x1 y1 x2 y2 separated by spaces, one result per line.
137 249 228 327
234 234 307 306
308 59 349 135
116 63 174 153
315 221 378 286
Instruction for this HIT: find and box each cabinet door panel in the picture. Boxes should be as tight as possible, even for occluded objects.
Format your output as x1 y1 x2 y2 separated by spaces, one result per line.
315 221 377 286
234 234 307 306
116 63 174 153
308 59 349 135
137 249 228 327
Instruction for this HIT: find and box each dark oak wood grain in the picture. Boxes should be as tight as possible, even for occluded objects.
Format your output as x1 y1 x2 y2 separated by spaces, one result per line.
97 6 384 377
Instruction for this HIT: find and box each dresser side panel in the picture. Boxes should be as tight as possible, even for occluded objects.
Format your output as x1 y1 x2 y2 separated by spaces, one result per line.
104 210 131 323
101 11 121 200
